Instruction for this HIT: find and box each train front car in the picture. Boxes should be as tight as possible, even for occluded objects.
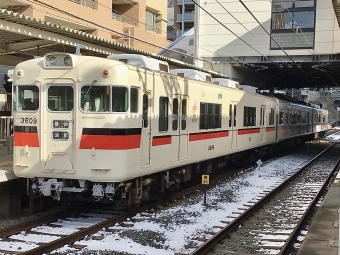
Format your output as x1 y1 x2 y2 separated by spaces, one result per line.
13 53 139 201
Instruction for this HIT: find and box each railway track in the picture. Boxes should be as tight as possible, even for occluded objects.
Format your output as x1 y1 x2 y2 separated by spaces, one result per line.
190 142 339 255
0 164 246 254
0 142 331 255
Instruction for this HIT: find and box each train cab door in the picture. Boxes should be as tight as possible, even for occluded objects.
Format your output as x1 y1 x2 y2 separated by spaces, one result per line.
42 82 75 173
141 93 151 166
260 105 266 143
171 95 188 162
230 102 237 149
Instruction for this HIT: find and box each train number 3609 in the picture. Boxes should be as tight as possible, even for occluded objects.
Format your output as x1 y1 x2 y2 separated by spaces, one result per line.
21 117 37 124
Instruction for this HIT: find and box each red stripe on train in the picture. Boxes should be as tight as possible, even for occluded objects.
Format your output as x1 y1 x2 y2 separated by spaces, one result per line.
14 132 39 147
189 131 229 141
238 128 260 135
79 134 141 150
152 136 171 146
266 127 276 132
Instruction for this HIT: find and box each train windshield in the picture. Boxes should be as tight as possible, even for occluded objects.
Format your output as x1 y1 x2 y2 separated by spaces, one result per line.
47 85 74 112
13 85 39 111
81 86 110 112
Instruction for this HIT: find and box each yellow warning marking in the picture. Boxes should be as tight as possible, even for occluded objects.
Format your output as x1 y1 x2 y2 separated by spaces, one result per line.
202 175 210 185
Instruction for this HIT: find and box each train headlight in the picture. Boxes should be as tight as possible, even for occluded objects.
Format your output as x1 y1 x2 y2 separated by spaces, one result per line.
44 53 73 68
48 56 57 66
64 56 72 66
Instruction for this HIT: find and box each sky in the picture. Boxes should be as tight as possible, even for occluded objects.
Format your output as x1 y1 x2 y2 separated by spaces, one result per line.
0 133 339 255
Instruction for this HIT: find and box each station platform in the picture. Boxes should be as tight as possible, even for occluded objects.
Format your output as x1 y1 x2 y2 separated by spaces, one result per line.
296 166 340 255
0 153 14 183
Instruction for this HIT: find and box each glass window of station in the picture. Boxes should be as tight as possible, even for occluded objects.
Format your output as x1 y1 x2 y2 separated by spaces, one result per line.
271 0 316 49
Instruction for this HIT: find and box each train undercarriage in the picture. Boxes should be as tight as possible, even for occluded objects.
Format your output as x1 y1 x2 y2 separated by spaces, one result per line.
30 134 316 204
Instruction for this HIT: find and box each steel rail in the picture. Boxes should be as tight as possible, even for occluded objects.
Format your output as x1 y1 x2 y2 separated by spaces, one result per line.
189 142 335 255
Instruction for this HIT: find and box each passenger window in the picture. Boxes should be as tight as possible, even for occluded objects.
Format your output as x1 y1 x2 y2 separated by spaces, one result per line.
182 99 187 130
130 88 138 113
173 98 178 131
269 108 275 125
233 105 237 127
200 102 222 129
279 111 284 124
159 97 169 131
142 94 148 128
112 87 128 112
229 104 232 127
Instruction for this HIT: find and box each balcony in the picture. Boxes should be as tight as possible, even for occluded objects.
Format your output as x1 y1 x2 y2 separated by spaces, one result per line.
0 0 31 9
112 0 138 4
45 15 95 31
112 13 138 26
69 0 97 9
146 27 162 35
176 12 195 22
177 0 195 4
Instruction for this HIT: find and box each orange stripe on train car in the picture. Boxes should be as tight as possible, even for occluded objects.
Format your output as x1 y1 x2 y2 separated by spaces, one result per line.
266 127 276 132
14 132 40 147
189 131 229 141
238 128 260 135
79 134 141 150
152 136 171 146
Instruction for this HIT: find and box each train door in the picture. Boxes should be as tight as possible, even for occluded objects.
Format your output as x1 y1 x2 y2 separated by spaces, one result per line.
260 105 266 143
141 93 151 166
230 102 237 149
42 82 75 173
171 95 188 162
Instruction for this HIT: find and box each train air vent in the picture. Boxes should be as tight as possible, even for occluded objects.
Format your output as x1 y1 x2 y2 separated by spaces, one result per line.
107 54 169 72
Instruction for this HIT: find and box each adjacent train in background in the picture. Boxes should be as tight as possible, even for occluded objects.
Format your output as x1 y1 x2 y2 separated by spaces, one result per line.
12 53 329 203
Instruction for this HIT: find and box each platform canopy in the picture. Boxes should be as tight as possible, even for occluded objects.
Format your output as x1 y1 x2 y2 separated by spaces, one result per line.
0 9 227 80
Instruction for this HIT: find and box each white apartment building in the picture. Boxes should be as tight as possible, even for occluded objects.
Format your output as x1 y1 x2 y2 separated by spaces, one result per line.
163 0 340 89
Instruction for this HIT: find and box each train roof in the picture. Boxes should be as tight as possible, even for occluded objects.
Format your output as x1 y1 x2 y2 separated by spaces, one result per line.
212 78 240 89
107 54 169 73
169 69 212 82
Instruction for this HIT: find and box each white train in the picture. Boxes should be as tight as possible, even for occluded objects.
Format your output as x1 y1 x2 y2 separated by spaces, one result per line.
12 53 328 203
